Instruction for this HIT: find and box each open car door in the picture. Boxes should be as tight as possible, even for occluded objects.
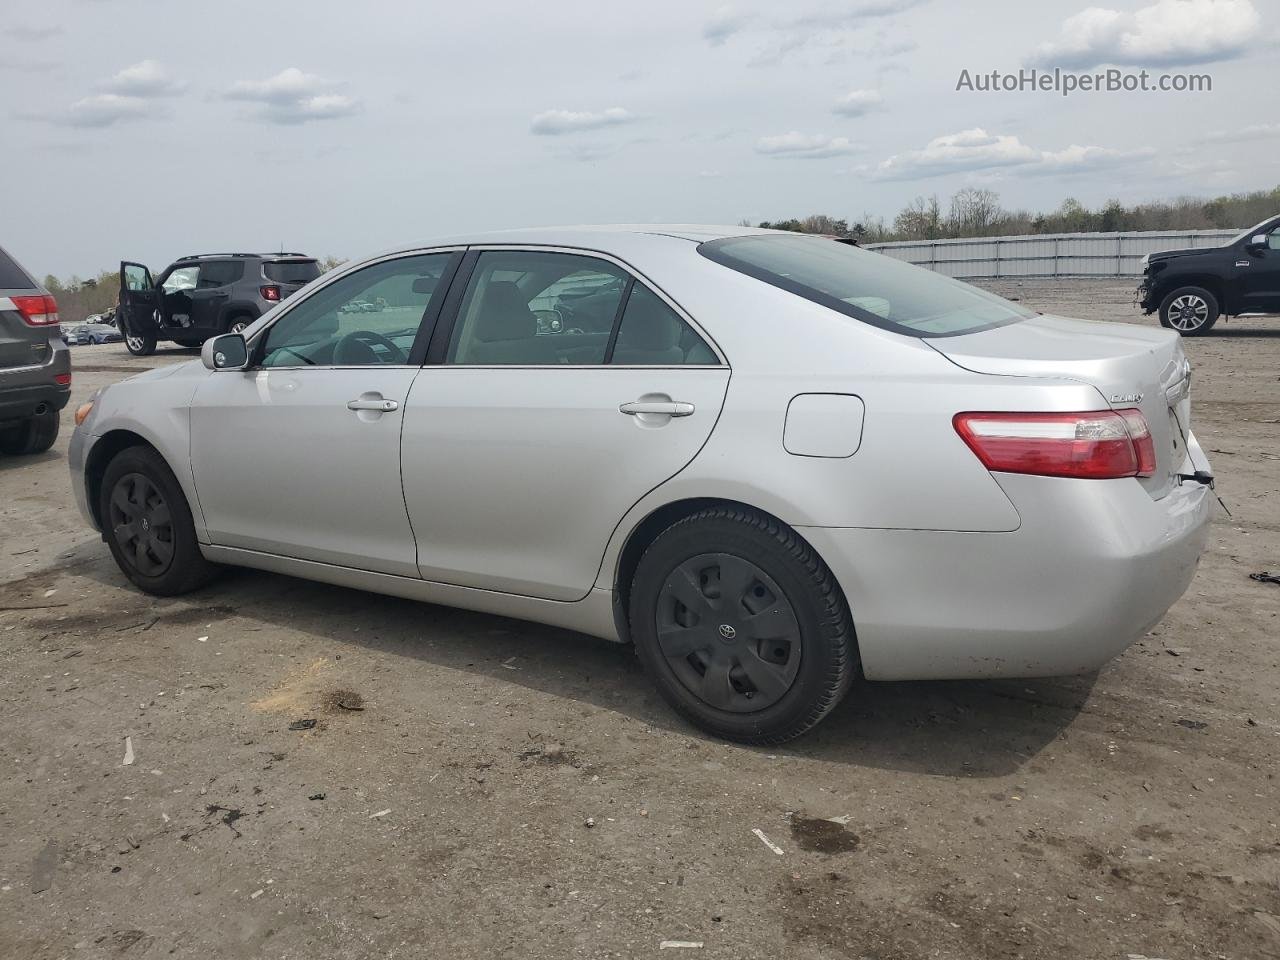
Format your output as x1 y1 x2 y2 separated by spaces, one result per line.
118 261 160 355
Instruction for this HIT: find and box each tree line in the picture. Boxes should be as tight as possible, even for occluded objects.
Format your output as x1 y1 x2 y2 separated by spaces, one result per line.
755 184 1280 243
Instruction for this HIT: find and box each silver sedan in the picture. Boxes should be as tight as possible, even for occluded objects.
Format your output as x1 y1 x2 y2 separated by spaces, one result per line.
69 226 1212 743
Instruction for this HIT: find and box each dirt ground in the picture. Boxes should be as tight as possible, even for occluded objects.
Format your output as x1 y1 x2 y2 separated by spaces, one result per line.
2 280 1278 960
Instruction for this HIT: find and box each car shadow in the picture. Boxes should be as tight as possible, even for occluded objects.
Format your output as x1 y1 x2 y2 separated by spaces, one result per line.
74 557 1088 779
0 448 61 472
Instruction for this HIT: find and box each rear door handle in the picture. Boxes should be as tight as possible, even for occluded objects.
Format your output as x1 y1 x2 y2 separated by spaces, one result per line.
347 398 398 412
619 400 695 417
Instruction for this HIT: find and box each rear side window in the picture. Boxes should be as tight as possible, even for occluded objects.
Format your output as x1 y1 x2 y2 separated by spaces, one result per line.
264 260 321 284
611 283 717 365
0 247 34 289
698 234 1033 338
198 260 244 287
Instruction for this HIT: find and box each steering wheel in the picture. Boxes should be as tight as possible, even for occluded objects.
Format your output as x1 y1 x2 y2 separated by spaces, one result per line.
333 330 406 365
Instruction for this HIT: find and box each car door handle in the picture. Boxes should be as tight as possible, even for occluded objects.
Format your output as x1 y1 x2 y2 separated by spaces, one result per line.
619 400 695 417
347 398 398 412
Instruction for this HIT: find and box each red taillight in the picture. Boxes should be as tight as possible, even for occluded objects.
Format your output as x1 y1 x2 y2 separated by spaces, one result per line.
954 409 1156 480
11 294 60 326
260 285 281 302
1115 407 1157 477
55 373 71 386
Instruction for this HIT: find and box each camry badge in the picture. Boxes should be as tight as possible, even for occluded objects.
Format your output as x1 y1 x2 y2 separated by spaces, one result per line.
1110 393 1143 404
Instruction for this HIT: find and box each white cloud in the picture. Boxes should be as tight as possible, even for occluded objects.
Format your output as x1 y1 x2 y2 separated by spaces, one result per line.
756 131 861 159
64 94 151 128
102 60 185 98
703 4 752 46
872 127 1149 179
1032 0 1261 68
226 68 360 124
831 88 883 116
529 107 636 135
783 0 928 29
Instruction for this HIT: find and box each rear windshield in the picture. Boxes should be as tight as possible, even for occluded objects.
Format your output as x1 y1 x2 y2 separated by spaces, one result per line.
698 234 1033 338
264 260 321 284
0 246 35 290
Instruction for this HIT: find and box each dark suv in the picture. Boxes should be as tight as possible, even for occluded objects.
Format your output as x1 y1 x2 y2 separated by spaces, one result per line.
0 244 69 455
117 252 321 356
1137 215 1280 335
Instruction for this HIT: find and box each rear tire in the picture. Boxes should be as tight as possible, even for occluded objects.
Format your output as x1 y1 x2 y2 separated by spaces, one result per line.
629 507 856 744
99 445 219 595
1159 286 1219 336
224 315 254 335
0 407 60 455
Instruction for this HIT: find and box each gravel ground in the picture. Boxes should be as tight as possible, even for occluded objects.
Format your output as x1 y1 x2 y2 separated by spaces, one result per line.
2 281 1278 960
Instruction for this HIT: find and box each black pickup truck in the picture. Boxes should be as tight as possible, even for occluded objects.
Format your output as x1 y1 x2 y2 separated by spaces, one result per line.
1137 215 1280 335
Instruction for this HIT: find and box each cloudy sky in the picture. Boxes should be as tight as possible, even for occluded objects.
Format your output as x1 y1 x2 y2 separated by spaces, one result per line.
3 0 1277 277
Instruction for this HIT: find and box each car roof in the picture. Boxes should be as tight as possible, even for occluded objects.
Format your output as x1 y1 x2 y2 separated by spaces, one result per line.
173 252 314 263
404 224 775 248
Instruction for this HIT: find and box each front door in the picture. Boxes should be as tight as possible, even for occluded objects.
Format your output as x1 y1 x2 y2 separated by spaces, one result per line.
118 261 159 340
1238 222 1280 314
189 251 460 576
402 248 731 601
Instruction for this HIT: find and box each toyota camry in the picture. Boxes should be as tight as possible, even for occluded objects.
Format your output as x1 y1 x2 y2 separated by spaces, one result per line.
69 225 1212 743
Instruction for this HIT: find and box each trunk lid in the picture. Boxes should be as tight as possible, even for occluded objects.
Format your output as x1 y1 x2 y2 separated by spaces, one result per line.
928 314 1193 499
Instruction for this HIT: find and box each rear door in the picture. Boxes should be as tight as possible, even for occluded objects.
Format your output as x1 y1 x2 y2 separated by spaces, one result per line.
189 260 240 332
118 261 160 337
401 247 730 601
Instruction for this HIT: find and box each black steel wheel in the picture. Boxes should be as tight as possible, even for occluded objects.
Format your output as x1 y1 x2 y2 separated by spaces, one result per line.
108 472 176 577
630 506 856 744
99 445 219 595
656 552 802 713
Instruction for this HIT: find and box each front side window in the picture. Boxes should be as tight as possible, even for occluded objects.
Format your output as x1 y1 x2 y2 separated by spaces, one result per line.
447 251 628 365
699 234 1034 338
122 263 151 291
260 253 454 367
1268 227 1280 251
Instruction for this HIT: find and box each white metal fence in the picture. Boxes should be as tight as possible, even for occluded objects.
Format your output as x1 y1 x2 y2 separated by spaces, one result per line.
866 229 1240 279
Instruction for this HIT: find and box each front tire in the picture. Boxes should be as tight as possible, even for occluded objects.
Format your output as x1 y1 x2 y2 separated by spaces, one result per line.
1159 286 1219 336
99 445 219 595
629 507 856 744
123 326 157 356
0 407 59 455
225 315 254 335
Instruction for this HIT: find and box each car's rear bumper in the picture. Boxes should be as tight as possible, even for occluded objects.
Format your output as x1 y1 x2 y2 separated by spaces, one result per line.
0 370 71 425
802 454 1211 681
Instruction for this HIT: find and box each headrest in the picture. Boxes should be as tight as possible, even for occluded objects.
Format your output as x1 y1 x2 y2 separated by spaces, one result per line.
473 281 534 342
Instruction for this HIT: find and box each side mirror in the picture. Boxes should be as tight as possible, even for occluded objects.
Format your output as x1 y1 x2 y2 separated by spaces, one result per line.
1246 234 1268 251
201 333 249 371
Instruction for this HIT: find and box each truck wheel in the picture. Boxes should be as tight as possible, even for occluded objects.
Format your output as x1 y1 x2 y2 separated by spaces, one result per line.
1159 286 1219 336
629 506 856 744
0 407 60 456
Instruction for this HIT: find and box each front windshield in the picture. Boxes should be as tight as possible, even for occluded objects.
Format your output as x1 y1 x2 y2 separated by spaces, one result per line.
698 234 1034 338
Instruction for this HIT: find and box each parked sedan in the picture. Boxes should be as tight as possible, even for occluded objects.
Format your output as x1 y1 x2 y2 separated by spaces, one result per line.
68 226 1212 743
